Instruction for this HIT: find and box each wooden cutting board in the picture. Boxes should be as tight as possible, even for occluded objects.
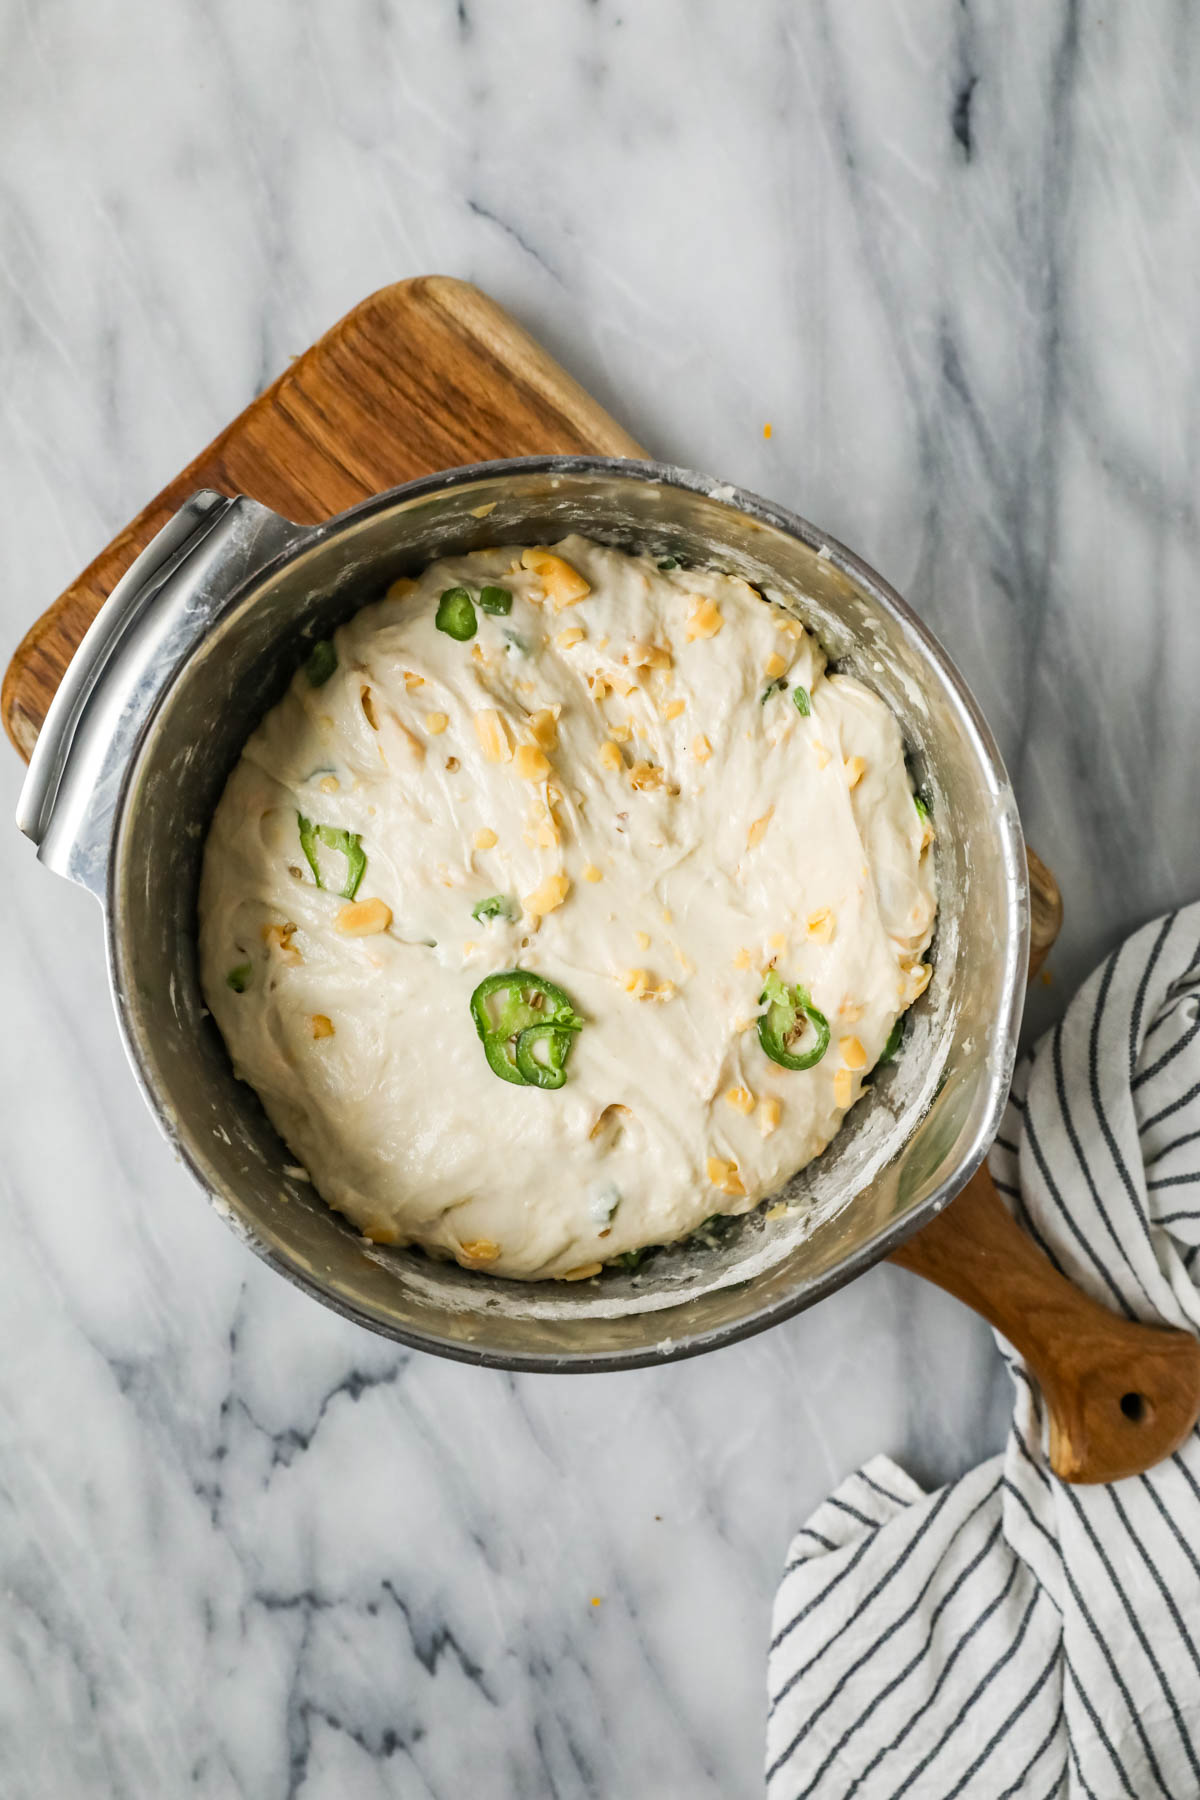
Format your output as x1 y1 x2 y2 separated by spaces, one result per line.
1 272 1065 967
8 275 1192 1483
1 277 641 759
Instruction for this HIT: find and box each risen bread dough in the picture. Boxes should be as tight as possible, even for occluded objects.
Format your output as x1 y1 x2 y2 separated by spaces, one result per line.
198 535 936 1280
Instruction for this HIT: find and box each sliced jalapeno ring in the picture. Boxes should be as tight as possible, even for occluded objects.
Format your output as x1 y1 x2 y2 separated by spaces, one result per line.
469 970 584 1088
757 969 830 1071
435 586 478 640
479 585 513 616
470 970 578 1039
480 1031 528 1086
515 1023 576 1089
297 814 367 899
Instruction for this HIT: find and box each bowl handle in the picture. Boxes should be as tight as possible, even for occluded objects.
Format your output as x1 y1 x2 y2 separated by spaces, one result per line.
16 491 309 901
891 1164 1200 1483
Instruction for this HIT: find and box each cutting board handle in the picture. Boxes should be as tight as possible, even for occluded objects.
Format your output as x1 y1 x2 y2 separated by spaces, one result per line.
892 850 1200 1484
892 1163 1200 1482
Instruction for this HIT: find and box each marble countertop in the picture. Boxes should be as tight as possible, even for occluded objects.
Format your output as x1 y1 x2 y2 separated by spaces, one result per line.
4 4 1199 1794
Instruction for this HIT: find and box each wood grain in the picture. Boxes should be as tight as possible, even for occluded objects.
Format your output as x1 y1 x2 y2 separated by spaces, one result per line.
0 272 1069 993
890 1164 1200 1482
1 277 642 759
889 853 1200 1483
9 274 1170 1478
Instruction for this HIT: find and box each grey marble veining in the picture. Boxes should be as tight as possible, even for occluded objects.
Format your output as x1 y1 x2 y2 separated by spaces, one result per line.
1 2 1197 1794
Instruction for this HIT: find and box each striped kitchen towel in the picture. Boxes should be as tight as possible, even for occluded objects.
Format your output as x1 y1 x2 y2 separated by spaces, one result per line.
767 905 1200 1799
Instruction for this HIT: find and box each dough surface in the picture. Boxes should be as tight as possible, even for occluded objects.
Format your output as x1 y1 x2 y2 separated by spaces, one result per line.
198 535 936 1279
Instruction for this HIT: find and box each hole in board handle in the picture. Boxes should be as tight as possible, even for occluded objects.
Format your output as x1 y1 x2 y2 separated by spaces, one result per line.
1120 1391 1147 1423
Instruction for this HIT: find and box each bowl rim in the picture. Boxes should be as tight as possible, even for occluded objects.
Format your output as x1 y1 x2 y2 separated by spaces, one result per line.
107 455 1029 1371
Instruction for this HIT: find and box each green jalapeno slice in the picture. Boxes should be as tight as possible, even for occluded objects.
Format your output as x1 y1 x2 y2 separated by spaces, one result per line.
514 1023 576 1089
878 1015 906 1066
303 639 338 686
297 815 367 899
469 970 583 1087
435 587 477 640
757 969 830 1071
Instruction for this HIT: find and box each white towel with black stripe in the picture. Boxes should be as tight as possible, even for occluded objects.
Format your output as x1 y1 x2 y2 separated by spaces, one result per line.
766 904 1200 1799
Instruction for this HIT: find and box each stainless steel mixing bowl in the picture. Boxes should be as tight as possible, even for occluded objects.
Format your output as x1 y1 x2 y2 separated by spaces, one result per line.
17 458 1028 1369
